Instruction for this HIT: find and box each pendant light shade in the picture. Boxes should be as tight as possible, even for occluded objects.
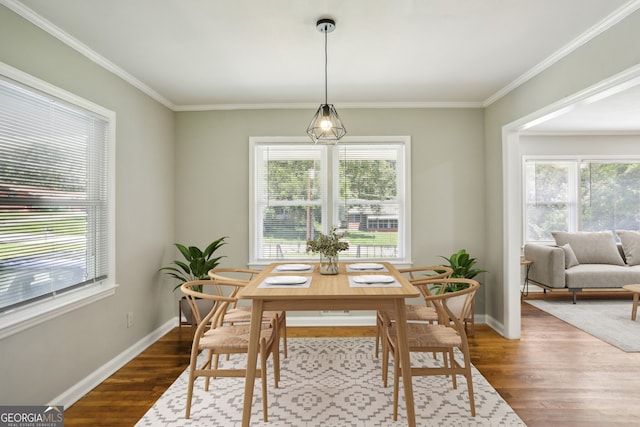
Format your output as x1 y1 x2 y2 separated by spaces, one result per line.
307 103 346 145
307 18 346 145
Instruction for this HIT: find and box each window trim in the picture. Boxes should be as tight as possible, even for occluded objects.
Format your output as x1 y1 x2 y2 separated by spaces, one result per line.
249 135 411 266
0 61 116 338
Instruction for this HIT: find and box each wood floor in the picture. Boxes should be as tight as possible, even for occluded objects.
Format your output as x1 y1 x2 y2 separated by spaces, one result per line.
64 294 640 426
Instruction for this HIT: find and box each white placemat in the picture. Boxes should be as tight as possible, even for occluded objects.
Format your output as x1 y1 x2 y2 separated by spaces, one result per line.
274 263 314 272
348 275 400 288
346 263 388 272
258 275 312 289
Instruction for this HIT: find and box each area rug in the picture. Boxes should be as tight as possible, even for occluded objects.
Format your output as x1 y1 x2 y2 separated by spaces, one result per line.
526 299 640 352
136 337 525 426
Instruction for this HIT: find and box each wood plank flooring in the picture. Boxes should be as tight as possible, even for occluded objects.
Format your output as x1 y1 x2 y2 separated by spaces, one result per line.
64 295 640 426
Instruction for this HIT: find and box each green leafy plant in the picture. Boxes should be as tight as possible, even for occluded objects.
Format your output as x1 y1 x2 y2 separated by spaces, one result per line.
160 236 228 291
434 249 486 293
306 226 349 257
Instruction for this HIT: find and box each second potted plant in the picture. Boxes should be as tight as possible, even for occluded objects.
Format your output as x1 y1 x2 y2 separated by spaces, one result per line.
434 248 486 334
160 236 228 325
435 249 486 292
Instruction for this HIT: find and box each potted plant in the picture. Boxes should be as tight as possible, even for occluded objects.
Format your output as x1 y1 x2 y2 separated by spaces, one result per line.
434 249 486 292
306 226 349 275
433 249 486 330
160 236 228 325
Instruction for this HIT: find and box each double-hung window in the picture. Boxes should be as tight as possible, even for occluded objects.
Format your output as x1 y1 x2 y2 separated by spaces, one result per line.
250 136 410 265
0 64 115 326
524 157 640 243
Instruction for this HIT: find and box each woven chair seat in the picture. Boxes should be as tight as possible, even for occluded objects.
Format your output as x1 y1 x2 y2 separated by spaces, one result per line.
223 307 283 323
380 304 438 322
388 323 461 348
200 324 274 351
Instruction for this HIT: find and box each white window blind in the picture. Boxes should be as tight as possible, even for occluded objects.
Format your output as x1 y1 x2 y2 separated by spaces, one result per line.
255 143 325 260
250 137 410 264
337 144 403 259
0 74 110 312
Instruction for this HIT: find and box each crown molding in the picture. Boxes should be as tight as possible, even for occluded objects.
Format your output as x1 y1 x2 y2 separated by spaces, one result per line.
173 100 483 112
2 0 176 110
483 0 640 107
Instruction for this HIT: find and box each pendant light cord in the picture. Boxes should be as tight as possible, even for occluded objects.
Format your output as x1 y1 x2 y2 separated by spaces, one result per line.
324 30 328 105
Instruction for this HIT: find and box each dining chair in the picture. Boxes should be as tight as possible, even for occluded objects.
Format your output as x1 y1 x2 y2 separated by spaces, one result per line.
374 265 454 358
208 267 288 358
382 278 480 419
181 280 280 422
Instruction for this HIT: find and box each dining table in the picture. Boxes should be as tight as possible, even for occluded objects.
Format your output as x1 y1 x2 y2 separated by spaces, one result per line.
236 261 421 427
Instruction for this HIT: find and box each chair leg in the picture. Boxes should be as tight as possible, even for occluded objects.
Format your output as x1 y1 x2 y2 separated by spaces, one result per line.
392 346 400 422
272 323 280 388
461 347 476 416
185 341 200 419
466 368 476 417
280 312 288 359
260 341 269 422
205 350 215 391
382 335 389 387
273 343 281 389
375 312 381 358
445 349 457 389
185 366 195 419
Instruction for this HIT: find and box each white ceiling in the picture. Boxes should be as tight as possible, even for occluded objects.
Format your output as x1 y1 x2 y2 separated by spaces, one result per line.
6 0 640 131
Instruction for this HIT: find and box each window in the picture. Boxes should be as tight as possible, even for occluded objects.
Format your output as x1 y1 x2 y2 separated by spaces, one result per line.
250 136 410 264
524 158 640 242
0 65 115 319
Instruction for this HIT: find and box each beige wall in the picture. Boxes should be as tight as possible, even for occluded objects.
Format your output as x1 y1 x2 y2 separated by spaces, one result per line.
484 9 640 330
0 6 177 404
175 108 487 318
2 0 640 406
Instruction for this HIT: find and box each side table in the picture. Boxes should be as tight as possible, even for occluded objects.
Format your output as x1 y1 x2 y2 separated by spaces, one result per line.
622 284 640 321
520 259 533 297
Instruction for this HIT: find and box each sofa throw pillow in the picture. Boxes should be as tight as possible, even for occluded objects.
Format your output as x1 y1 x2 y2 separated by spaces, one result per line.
561 243 579 268
616 230 640 266
551 231 624 265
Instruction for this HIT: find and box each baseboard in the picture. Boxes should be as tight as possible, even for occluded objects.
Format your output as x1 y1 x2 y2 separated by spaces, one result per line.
286 313 488 328
51 317 178 408
484 314 504 336
286 314 376 327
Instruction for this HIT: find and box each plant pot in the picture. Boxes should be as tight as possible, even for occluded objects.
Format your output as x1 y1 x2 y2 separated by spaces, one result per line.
179 296 214 326
319 254 339 275
445 293 468 320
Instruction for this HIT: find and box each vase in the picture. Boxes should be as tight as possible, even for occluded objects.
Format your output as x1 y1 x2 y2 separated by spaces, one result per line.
319 254 339 275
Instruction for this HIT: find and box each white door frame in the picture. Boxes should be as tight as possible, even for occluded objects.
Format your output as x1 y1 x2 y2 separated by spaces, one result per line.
501 65 640 339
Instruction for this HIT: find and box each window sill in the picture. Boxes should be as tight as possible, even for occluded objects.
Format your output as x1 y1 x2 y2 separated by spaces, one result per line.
0 282 118 340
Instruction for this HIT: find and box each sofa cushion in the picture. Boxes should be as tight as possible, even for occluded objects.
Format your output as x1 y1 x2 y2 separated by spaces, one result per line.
565 264 640 288
616 230 640 266
561 244 579 268
552 231 624 265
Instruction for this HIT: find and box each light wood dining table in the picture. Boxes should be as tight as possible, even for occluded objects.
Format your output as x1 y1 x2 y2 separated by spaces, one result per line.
236 261 421 427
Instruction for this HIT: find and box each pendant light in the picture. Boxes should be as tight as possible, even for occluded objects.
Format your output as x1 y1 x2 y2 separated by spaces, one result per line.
306 18 347 145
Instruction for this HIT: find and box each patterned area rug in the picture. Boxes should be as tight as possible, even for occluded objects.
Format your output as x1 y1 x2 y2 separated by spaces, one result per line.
136 337 525 426
526 299 640 352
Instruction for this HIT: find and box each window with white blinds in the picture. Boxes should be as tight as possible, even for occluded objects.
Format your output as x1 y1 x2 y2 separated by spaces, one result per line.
250 136 410 264
0 72 112 312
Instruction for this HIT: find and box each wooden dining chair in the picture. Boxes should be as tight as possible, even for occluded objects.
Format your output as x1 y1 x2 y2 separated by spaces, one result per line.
181 280 280 422
208 267 288 358
374 265 454 358
382 278 480 419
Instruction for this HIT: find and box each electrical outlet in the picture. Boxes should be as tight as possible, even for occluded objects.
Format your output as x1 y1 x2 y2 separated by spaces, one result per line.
126 312 134 328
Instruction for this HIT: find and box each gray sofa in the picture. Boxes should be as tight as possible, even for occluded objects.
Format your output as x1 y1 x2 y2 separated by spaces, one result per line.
523 230 640 303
